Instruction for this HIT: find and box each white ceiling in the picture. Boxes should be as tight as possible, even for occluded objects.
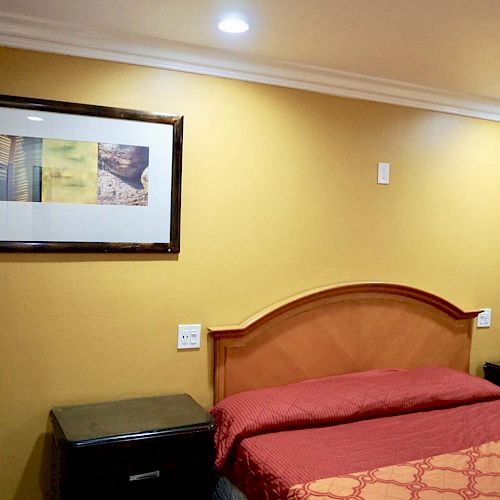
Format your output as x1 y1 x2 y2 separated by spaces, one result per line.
1 0 500 120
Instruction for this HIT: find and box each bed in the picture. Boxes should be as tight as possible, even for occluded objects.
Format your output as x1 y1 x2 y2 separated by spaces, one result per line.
208 282 500 499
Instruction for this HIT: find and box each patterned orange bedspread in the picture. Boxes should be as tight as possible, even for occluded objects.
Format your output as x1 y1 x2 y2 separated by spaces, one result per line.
287 440 500 499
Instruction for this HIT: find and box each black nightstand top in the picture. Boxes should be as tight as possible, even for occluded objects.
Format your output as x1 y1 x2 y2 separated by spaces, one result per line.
50 393 214 446
485 360 500 368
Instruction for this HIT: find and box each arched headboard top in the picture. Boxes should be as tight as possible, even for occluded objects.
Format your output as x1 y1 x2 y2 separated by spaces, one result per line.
209 282 480 404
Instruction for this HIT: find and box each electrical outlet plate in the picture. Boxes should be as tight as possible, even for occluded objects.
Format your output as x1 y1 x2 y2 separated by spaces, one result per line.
477 309 492 328
177 324 201 349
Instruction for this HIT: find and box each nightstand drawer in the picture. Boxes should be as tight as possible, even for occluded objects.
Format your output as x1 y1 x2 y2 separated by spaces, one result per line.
61 432 214 498
484 361 500 386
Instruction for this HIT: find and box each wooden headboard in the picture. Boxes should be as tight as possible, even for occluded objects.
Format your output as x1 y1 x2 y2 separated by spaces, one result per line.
209 282 480 404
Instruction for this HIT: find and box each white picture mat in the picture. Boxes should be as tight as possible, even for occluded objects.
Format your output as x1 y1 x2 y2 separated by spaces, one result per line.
0 107 174 243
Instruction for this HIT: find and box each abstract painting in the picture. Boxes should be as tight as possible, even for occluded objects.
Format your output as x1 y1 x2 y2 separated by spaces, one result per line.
0 94 183 252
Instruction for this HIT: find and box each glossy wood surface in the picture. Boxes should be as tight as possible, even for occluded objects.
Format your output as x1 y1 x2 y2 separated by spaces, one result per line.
209 282 480 403
50 394 215 499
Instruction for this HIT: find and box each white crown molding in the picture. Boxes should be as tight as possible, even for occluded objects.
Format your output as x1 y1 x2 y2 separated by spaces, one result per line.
1 11 500 122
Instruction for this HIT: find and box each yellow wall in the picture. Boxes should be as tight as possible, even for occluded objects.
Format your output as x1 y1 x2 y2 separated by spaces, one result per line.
1 47 500 499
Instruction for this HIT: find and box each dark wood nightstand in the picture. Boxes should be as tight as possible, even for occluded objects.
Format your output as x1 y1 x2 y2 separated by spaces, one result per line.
484 361 500 386
49 394 215 499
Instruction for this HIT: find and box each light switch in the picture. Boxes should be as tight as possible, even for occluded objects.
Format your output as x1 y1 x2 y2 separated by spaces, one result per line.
377 162 390 184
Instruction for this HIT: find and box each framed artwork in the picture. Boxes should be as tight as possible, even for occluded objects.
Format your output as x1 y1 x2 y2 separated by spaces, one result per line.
0 94 183 252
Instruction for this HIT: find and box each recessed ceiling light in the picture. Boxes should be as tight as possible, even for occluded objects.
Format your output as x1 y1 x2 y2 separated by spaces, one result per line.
27 116 43 122
218 17 249 34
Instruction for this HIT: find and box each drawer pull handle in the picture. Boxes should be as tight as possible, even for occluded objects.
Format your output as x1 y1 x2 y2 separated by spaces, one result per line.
129 471 160 481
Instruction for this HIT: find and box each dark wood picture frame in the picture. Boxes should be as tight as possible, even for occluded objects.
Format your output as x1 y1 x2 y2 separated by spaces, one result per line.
0 94 183 253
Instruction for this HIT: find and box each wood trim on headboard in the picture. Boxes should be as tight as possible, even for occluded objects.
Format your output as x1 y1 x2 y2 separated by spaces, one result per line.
209 282 480 404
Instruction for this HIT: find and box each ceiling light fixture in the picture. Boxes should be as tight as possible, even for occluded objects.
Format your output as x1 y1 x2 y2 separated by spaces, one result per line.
27 116 43 122
218 17 249 34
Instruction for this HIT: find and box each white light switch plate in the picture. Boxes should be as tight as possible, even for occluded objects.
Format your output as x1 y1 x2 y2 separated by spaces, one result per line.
177 324 201 349
377 162 390 184
477 309 492 328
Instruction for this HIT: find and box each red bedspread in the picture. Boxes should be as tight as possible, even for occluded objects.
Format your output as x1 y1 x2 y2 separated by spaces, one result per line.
211 368 500 500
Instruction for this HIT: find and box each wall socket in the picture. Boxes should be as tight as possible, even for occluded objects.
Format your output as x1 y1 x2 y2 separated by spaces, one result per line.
477 309 492 328
177 324 201 349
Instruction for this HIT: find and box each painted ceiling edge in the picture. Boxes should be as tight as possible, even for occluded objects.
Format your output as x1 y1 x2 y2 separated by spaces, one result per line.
1 12 500 122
